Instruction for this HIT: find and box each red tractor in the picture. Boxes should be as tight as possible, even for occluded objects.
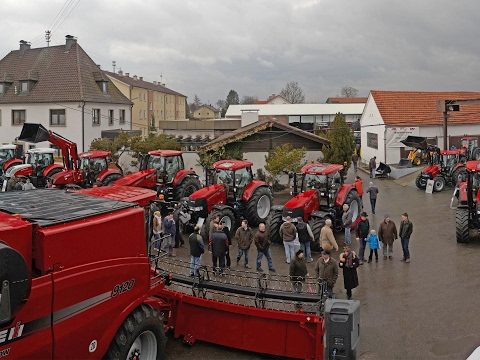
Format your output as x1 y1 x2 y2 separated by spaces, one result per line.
267 163 361 251
0 144 22 175
415 148 467 192
114 149 201 201
455 160 480 243
175 160 272 239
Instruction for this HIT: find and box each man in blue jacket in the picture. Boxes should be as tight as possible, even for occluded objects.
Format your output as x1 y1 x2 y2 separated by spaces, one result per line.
164 212 177 257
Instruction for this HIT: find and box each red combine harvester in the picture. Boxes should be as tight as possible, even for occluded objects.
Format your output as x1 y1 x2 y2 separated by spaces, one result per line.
18 123 122 188
113 149 201 201
0 187 360 359
175 159 272 239
267 163 360 251
0 144 22 175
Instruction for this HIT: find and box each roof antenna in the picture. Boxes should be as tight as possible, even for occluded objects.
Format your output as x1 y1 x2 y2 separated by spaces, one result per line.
45 30 51 47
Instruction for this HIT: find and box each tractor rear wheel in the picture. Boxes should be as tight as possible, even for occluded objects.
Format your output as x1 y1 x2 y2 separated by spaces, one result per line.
245 186 273 226
456 208 470 243
174 176 201 201
451 167 467 185
103 173 122 186
309 217 326 252
415 173 427 189
472 148 480 160
106 304 166 360
433 176 446 192
266 210 283 244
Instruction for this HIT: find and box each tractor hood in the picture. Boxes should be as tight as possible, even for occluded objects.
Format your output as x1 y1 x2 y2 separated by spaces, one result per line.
400 136 428 150
49 169 77 187
114 169 156 187
284 189 317 209
282 189 320 222
5 164 32 178
189 184 226 213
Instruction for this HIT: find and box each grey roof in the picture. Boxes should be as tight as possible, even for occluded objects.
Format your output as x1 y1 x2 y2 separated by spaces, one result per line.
225 103 365 117
202 118 330 151
105 71 186 98
0 42 132 105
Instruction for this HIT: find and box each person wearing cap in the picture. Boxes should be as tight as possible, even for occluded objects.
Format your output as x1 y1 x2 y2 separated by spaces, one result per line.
339 245 359 300
289 248 308 293
399 213 413 263
23 178 36 191
366 182 379 215
365 229 381 263
355 211 370 264
315 249 338 297
296 217 314 263
378 214 398 260
320 219 339 252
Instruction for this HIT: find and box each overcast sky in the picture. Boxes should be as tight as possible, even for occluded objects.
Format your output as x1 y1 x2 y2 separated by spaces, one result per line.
2 0 480 105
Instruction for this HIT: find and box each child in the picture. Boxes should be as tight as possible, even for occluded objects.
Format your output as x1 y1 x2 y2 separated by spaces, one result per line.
365 229 381 263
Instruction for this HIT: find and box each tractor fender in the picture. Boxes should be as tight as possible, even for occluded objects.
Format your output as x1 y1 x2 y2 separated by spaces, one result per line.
242 180 269 201
212 203 234 213
423 164 440 178
172 169 197 186
41 163 64 177
310 210 332 219
458 181 468 203
270 204 284 212
334 184 357 207
453 163 465 171
96 168 122 182
3 158 23 171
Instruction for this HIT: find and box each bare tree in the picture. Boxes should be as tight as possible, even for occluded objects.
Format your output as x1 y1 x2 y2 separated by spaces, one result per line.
341 86 358 98
216 99 227 109
279 81 305 104
241 95 258 104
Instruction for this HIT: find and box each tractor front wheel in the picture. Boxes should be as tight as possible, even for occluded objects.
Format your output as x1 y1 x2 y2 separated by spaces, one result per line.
456 208 470 243
413 157 422 166
106 304 166 360
415 174 427 189
309 217 326 252
45 167 63 179
433 176 446 192
245 187 273 227
103 173 122 186
203 208 236 242
174 177 201 201
344 191 361 223
266 210 283 244
451 167 467 186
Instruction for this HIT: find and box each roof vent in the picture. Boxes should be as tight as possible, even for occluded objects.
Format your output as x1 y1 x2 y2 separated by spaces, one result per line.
19 40 31 57
139 77 143 81
153 81 157 85
65 35 77 51
133 75 137 80
118 69 123 76
125 73 130 77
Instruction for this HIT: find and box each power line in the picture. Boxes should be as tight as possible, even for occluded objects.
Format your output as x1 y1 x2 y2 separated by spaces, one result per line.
51 0 83 36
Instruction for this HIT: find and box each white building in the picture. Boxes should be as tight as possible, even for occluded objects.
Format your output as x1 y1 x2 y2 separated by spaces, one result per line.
360 90 480 165
0 36 132 153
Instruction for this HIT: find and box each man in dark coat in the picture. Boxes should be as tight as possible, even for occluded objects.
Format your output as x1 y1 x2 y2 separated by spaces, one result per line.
315 250 338 297
378 214 398 260
164 213 176 257
210 225 229 274
369 156 377 178
235 219 254 269
254 223 275 272
366 182 379 214
220 220 232 269
339 245 359 300
355 212 370 264
296 218 314 262
399 212 413 263
289 249 308 293
189 226 204 276
351 152 359 172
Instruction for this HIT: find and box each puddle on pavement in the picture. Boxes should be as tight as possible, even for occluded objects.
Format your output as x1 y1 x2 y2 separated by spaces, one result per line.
430 335 476 356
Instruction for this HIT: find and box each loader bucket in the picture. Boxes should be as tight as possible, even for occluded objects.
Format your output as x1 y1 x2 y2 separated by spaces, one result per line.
400 136 428 150
18 123 51 143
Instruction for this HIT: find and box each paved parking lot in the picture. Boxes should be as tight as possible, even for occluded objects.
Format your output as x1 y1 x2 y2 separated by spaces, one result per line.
163 167 480 359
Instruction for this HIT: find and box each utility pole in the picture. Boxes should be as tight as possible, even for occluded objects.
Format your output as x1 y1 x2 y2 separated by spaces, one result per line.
45 31 51 47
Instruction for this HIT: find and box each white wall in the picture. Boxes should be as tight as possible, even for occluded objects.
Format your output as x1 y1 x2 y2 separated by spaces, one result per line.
360 96 385 165
0 102 131 153
241 111 259 127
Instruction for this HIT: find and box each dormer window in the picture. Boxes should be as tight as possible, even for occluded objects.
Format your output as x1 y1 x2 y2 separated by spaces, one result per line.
21 81 28 92
97 81 108 94
0 83 4 95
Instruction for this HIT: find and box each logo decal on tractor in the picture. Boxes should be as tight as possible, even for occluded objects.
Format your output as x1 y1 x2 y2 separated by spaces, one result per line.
0 321 24 344
0 348 10 358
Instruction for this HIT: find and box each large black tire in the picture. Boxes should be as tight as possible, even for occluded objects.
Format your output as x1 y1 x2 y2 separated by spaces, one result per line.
472 147 480 160
344 190 361 225
45 167 63 179
106 304 166 360
202 208 235 242
456 208 470 243
309 217 326 252
103 173 123 186
433 176 446 192
266 210 283 244
451 167 467 186
245 186 273 227
174 176 201 201
415 173 427 189
413 157 422 166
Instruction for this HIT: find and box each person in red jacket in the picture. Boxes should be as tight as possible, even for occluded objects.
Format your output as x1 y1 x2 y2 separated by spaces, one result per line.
355 175 364 209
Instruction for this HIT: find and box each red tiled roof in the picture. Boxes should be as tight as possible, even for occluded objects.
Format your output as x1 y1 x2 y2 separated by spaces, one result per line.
0 43 131 105
326 97 368 104
370 91 480 126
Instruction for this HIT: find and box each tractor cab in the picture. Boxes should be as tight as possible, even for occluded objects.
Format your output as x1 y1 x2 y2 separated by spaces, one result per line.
440 150 460 171
25 149 55 177
461 137 478 156
300 163 343 207
213 160 253 201
79 151 110 186
0 145 16 166
142 150 184 185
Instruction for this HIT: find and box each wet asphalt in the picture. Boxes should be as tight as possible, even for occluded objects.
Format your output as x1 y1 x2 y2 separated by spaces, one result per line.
162 166 480 360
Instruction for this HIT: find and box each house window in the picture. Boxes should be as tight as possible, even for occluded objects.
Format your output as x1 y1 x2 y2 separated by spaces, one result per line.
139 110 142 119
92 109 100 125
20 82 28 93
143 93 146 101
0 109 2 125
119 109 125 124
161 110 163 118
149 101 152 110
144 110 146 119
0 83 3 95
99 81 108 94
12 110 26 125
367 132 378 150
50 109 66 126
108 110 114 125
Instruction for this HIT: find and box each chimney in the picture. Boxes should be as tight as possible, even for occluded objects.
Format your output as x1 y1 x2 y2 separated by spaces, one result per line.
97 64 101 69
65 35 77 51
139 77 143 81
153 81 157 85
125 73 130 77
19 40 31 56
133 75 137 80
118 69 123 76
